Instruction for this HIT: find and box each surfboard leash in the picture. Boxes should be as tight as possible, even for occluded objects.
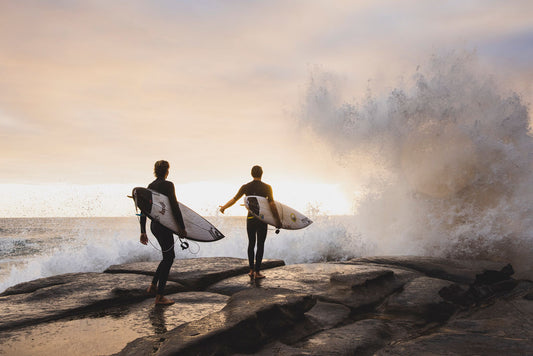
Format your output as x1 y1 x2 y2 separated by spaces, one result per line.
144 230 191 253
130 194 189 252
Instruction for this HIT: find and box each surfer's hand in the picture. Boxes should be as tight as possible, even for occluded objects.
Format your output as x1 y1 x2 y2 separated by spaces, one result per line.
219 206 225 214
140 233 148 245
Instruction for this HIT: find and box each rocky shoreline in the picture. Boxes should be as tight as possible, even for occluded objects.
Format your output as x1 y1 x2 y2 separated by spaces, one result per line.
1 256 532 355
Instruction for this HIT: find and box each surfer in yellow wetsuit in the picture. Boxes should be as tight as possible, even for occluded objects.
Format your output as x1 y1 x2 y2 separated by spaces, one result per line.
219 165 281 279
139 160 187 305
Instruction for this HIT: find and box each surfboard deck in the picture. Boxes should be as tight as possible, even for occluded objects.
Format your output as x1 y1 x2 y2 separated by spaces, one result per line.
132 187 224 242
244 195 313 230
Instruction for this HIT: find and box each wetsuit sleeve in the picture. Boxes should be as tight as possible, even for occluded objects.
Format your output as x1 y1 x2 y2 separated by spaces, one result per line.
140 214 147 233
140 182 153 234
167 182 186 230
233 184 247 201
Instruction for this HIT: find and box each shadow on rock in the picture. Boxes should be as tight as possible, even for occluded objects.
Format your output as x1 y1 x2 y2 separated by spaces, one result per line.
118 288 316 356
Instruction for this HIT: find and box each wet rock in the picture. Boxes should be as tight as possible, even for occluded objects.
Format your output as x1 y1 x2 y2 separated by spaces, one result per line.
0 291 229 356
439 264 519 307
255 318 393 356
305 301 351 330
208 262 419 310
117 288 316 355
383 276 457 322
236 341 308 356
105 257 284 290
274 301 353 346
0 273 75 296
475 263 514 284
445 290 533 341
0 272 185 331
207 263 342 296
323 268 416 310
0 256 530 356
348 256 511 284
292 319 392 355
378 332 533 356
377 282 533 355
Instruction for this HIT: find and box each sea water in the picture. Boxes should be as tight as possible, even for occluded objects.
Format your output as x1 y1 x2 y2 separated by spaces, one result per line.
0 215 361 293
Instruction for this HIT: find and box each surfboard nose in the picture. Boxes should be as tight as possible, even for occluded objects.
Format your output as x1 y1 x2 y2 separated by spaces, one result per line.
132 187 152 214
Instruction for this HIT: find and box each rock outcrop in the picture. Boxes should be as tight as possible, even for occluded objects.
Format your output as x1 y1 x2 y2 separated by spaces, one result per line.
0 256 532 355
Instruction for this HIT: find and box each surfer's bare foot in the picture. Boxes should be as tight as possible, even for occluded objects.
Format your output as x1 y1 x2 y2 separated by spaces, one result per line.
254 272 265 279
155 295 175 305
248 269 254 278
146 283 157 294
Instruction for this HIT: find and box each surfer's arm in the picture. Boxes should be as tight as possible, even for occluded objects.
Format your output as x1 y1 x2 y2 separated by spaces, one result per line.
173 205 186 231
267 186 281 228
139 214 148 245
140 214 147 233
219 198 237 214
220 185 245 213
269 201 282 228
166 182 187 234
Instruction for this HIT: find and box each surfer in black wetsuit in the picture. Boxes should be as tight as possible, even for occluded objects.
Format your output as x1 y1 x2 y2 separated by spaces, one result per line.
219 165 281 279
139 160 187 305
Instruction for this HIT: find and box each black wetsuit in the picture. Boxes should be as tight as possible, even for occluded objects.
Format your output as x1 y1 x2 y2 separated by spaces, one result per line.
140 178 185 295
233 180 274 273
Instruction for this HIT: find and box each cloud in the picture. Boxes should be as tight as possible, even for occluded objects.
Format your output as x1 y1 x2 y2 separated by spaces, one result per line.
0 1 531 187
480 31 533 67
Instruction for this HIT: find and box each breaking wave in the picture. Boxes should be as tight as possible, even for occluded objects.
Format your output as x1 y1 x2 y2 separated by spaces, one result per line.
301 51 533 271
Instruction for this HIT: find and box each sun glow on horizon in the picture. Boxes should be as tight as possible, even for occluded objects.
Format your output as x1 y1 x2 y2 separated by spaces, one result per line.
0 181 353 218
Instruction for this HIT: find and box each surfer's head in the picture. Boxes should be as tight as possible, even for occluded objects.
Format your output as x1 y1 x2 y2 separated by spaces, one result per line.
154 160 170 179
251 165 263 179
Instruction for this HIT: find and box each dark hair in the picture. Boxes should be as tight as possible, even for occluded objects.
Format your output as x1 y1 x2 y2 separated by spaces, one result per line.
154 160 170 179
251 165 263 178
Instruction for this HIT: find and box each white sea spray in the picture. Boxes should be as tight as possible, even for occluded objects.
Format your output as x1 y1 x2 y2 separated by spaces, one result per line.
301 51 533 270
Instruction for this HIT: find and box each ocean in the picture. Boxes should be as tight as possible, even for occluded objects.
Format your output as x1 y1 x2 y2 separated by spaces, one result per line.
0 215 362 293
3 207 531 295
3 52 533 293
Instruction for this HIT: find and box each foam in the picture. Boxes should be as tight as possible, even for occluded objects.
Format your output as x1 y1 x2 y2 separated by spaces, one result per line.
0 221 159 293
301 51 533 270
0 216 361 292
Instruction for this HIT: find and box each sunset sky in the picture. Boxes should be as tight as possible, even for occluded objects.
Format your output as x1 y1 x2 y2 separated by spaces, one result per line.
1 0 532 217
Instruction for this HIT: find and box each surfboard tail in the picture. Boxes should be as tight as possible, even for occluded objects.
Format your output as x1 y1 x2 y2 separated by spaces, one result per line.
132 187 152 214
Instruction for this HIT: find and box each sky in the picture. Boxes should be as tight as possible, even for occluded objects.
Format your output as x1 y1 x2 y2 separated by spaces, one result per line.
1 0 532 217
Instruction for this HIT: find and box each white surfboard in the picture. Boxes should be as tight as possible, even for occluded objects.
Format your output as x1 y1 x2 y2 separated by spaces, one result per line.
132 187 224 242
244 195 313 230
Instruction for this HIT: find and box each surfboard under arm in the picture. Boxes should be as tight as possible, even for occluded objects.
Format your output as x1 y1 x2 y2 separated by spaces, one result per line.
131 187 225 242
244 195 312 230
